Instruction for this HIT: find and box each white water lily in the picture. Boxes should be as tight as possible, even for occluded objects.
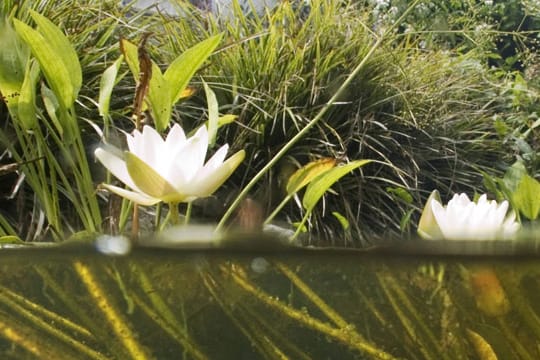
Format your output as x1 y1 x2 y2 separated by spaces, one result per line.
418 190 520 240
95 124 245 206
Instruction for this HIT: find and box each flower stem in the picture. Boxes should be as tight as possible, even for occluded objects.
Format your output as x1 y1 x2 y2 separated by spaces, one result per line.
168 202 180 225
184 202 192 225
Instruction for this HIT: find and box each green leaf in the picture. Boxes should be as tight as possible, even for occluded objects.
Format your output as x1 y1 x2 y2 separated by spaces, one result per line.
28 10 81 97
332 211 350 231
17 59 40 129
217 114 237 127
386 186 413 204
0 16 28 113
302 160 371 212
417 190 444 240
502 161 527 193
286 158 336 196
41 83 63 136
164 33 223 104
203 80 218 147
99 55 124 118
148 62 172 133
13 18 75 109
512 174 540 221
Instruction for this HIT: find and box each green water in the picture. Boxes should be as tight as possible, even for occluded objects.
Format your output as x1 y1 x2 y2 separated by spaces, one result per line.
0 243 538 359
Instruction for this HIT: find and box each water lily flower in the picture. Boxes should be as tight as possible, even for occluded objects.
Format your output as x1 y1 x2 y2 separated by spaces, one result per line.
418 190 520 240
95 124 245 206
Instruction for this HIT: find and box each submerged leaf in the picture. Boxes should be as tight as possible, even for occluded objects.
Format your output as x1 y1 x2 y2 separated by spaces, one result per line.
466 329 498 360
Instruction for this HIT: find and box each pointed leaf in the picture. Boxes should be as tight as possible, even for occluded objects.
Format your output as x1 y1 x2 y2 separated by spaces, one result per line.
286 158 336 196
0 16 28 113
29 10 81 96
203 80 218 147
99 56 124 118
303 160 371 212
148 62 172 132
13 19 75 109
512 174 540 220
17 59 40 129
332 211 350 231
164 33 223 104
417 190 443 240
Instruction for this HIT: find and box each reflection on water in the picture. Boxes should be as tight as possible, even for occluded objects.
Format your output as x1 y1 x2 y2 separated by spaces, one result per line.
0 242 539 359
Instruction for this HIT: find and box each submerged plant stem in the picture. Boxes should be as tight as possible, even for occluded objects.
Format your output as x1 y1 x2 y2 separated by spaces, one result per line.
227 265 396 359
74 261 150 359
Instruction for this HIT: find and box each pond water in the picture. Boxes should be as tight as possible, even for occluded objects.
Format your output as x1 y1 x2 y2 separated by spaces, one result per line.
0 241 539 359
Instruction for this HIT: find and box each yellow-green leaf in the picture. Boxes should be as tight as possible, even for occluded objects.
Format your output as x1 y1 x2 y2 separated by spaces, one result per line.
286 158 337 196
99 55 124 118
148 62 172 132
17 59 40 129
164 33 223 104
0 16 28 114
13 19 75 109
303 160 371 212
203 80 218 147
512 174 540 220
29 10 81 97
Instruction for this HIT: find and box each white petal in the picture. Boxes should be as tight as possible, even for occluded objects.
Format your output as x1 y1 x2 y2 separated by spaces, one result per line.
95 147 139 191
182 150 245 198
173 126 209 182
99 183 160 206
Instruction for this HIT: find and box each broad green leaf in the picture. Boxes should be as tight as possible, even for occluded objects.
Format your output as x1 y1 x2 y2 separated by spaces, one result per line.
120 38 140 79
28 10 81 97
125 152 177 200
0 16 28 112
17 59 40 129
13 19 75 109
99 55 124 118
512 174 540 220
417 190 443 240
164 33 223 104
148 62 172 132
286 158 336 196
303 160 371 212
203 80 218 147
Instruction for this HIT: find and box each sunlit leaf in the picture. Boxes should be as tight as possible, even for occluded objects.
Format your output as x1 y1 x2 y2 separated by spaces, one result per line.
164 33 223 104
303 160 371 212
28 10 81 97
13 19 74 109
218 114 237 127
286 158 337 196
17 59 40 129
332 211 350 231
512 174 540 220
0 16 28 113
203 81 218 147
41 83 63 136
148 63 172 132
99 56 124 119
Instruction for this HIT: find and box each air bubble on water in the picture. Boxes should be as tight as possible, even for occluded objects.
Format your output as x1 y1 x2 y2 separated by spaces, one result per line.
95 235 131 256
